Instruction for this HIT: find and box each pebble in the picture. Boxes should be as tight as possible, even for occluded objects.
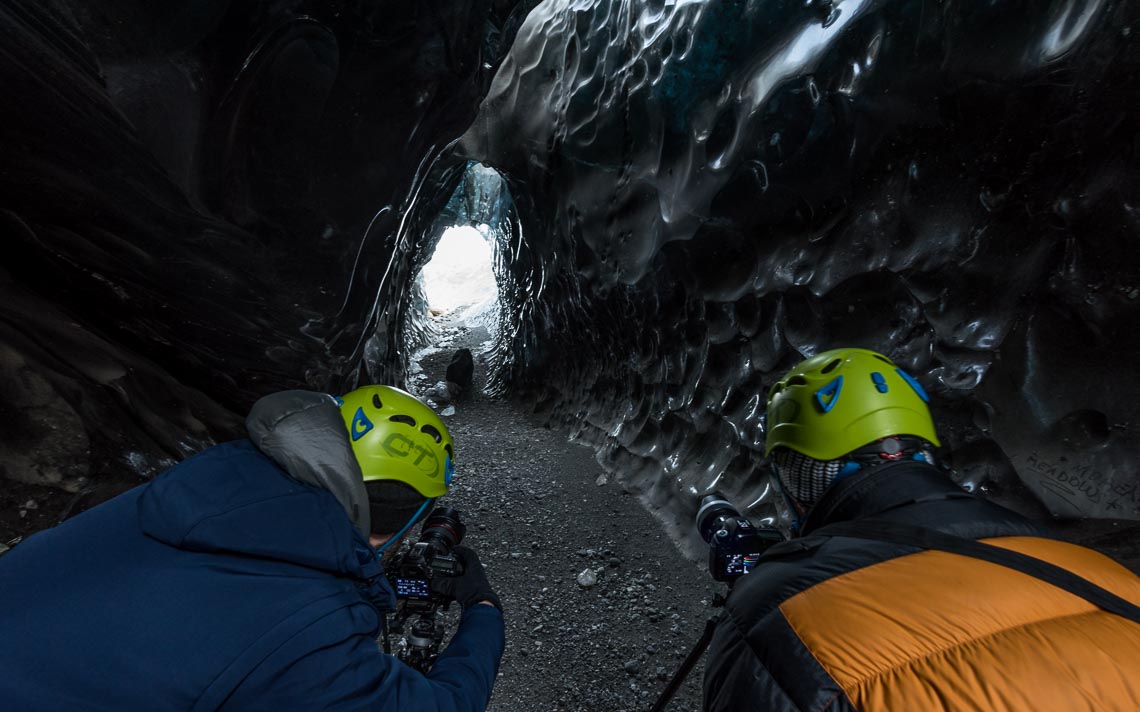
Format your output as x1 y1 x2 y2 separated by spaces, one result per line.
24 500 38 510
577 568 598 588
595 473 608 486
623 660 641 676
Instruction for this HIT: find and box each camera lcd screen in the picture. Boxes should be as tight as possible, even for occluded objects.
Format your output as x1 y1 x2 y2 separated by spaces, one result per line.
722 552 762 577
395 577 431 599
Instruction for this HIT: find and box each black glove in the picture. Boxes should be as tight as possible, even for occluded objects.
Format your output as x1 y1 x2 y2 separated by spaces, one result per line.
433 545 502 611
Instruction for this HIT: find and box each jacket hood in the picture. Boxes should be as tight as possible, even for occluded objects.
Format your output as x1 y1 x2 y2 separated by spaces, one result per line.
137 440 385 586
245 390 372 538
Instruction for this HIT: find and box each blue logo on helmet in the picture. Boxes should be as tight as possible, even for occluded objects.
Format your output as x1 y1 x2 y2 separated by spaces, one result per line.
444 457 455 485
351 407 374 441
871 372 889 393
815 376 844 413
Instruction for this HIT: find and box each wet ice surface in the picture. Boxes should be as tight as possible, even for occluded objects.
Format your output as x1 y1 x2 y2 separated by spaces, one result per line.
462 0 1140 550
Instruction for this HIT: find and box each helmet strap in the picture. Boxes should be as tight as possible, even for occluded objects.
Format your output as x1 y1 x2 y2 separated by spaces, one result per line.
784 490 805 535
838 461 862 477
374 498 433 557
769 464 806 534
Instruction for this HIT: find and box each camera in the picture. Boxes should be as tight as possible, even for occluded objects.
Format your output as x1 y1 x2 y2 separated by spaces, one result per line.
696 492 784 584
384 507 467 671
386 507 466 609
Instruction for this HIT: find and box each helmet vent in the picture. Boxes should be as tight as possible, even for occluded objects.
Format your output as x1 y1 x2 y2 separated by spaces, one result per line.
389 414 416 427
821 359 842 375
787 376 808 386
444 443 454 459
874 354 893 365
372 393 383 409
420 424 443 443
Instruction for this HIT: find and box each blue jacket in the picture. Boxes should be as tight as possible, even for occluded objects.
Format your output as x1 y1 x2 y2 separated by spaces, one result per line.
0 439 505 710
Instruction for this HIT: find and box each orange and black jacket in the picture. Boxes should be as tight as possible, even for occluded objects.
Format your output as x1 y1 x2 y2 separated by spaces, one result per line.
703 460 1140 711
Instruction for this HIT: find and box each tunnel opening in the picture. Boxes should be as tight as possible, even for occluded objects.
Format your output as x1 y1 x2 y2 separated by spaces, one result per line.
419 225 499 325
401 161 520 402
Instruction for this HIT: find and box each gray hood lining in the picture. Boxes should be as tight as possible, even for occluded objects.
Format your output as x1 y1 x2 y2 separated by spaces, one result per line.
246 390 371 538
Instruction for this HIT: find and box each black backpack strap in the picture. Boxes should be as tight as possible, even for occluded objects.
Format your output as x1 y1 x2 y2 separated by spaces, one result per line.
817 520 1140 625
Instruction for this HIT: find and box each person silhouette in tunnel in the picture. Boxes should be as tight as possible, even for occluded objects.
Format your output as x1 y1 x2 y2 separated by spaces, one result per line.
0 385 504 711
703 348 1140 711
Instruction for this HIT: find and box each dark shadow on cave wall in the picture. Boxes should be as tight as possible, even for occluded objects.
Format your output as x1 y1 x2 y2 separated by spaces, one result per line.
0 0 528 509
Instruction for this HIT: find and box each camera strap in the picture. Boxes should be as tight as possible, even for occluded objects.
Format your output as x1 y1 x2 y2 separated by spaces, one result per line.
816 520 1140 625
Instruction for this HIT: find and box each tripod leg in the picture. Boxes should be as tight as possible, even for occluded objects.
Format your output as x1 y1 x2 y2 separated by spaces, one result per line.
650 616 719 712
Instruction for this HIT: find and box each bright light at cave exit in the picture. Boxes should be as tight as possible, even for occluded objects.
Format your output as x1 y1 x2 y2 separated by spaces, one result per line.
421 226 497 317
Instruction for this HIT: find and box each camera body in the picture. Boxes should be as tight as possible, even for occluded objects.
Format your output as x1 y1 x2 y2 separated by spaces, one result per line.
385 506 466 609
384 507 467 672
388 544 464 614
696 493 784 583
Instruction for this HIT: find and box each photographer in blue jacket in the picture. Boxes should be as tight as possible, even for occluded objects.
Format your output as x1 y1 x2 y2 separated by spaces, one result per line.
0 385 504 711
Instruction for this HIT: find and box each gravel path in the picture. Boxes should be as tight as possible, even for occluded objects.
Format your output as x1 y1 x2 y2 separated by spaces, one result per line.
412 322 719 712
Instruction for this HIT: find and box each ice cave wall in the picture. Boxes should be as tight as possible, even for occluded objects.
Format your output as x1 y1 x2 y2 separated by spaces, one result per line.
461 0 1140 546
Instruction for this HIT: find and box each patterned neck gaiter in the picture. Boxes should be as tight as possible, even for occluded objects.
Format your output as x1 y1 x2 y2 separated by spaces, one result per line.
772 436 936 510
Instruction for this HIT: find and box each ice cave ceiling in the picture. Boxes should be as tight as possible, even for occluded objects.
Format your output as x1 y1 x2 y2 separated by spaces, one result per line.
1 0 1138 544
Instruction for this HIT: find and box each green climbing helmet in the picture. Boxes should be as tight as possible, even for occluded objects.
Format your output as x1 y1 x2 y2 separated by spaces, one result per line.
338 385 455 499
765 348 940 461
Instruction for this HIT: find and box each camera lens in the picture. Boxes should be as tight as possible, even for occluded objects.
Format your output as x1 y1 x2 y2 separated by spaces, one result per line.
421 507 466 549
695 492 742 544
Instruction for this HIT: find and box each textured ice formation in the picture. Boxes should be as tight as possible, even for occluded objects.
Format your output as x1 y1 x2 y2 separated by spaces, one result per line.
462 0 1140 552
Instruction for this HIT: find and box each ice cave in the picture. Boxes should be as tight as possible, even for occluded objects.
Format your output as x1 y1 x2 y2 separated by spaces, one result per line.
1 0 1138 707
